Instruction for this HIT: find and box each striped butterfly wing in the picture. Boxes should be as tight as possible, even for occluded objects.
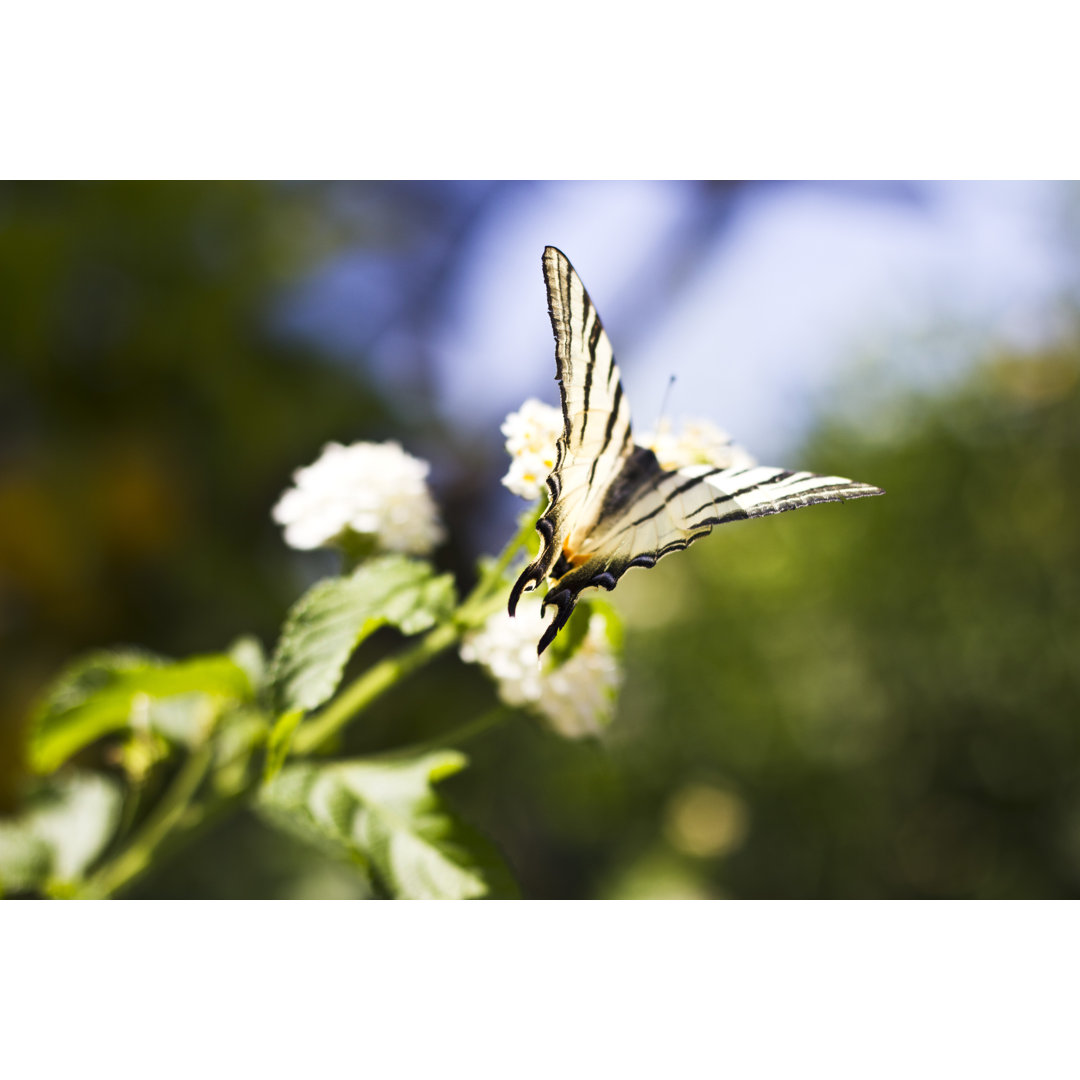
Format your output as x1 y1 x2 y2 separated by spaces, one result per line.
539 459 884 651
510 247 885 655
509 247 634 618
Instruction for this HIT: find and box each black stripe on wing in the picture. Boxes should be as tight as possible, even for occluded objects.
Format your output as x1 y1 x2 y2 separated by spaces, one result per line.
533 459 884 654
509 247 633 617
545 246 625 454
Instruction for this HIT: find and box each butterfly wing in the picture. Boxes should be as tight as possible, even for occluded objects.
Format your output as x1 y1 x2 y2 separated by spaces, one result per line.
537 461 884 651
508 247 634 618
510 245 885 656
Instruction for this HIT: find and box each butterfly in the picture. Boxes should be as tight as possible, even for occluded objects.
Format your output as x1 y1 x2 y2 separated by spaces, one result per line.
509 246 885 655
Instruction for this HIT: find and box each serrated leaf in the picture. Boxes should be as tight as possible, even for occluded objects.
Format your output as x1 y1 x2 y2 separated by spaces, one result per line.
29 650 255 773
267 555 456 716
256 763 376 892
259 750 517 899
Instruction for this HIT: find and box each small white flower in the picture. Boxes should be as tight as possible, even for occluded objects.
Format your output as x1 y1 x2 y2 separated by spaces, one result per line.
272 441 444 555
638 417 757 472
539 619 623 738
500 398 563 501
461 598 621 739
501 400 753 497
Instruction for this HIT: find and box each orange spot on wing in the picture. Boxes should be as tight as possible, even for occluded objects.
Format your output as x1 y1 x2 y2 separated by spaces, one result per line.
561 541 591 568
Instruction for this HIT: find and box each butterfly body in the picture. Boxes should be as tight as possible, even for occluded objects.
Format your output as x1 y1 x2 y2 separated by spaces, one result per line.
510 247 884 655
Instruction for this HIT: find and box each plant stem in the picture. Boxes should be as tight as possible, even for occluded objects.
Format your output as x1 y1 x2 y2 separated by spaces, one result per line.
77 741 216 899
398 707 512 757
290 501 541 757
290 621 459 755
54 504 541 900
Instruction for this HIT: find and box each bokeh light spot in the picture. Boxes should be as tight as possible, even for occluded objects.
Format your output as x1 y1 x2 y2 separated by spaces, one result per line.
664 783 749 860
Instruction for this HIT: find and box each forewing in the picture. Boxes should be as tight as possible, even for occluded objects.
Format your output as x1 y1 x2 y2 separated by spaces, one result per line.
509 247 633 614
535 460 884 653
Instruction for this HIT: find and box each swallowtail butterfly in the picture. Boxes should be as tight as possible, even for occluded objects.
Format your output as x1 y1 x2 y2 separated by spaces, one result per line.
509 247 884 655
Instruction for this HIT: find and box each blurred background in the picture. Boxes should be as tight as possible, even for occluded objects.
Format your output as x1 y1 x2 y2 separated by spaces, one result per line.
2 180 1079 899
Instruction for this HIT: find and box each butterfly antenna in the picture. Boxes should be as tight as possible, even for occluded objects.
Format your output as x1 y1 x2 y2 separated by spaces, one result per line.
654 374 677 432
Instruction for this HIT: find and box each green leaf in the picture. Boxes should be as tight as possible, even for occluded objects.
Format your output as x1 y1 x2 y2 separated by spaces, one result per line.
29 650 255 774
583 597 624 654
259 750 517 899
0 773 123 893
267 555 456 716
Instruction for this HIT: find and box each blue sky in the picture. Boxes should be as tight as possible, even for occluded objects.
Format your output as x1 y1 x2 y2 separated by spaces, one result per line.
285 181 1075 463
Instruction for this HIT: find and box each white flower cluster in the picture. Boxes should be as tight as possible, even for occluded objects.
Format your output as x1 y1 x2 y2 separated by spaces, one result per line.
637 418 757 472
500 399 756 499
500 398 563 501
272 441 444 555
460 599 621 739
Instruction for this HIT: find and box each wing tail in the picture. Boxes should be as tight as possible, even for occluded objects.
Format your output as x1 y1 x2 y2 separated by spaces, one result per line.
508 515 556 616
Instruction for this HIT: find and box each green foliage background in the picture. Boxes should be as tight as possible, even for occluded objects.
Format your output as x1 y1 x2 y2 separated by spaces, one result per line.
2 181 1078 898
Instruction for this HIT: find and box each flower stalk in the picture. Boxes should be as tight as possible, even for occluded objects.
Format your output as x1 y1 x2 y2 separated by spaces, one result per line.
76 740 217 899
291 499 541 756
290 621 459 755
10 408 628 900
